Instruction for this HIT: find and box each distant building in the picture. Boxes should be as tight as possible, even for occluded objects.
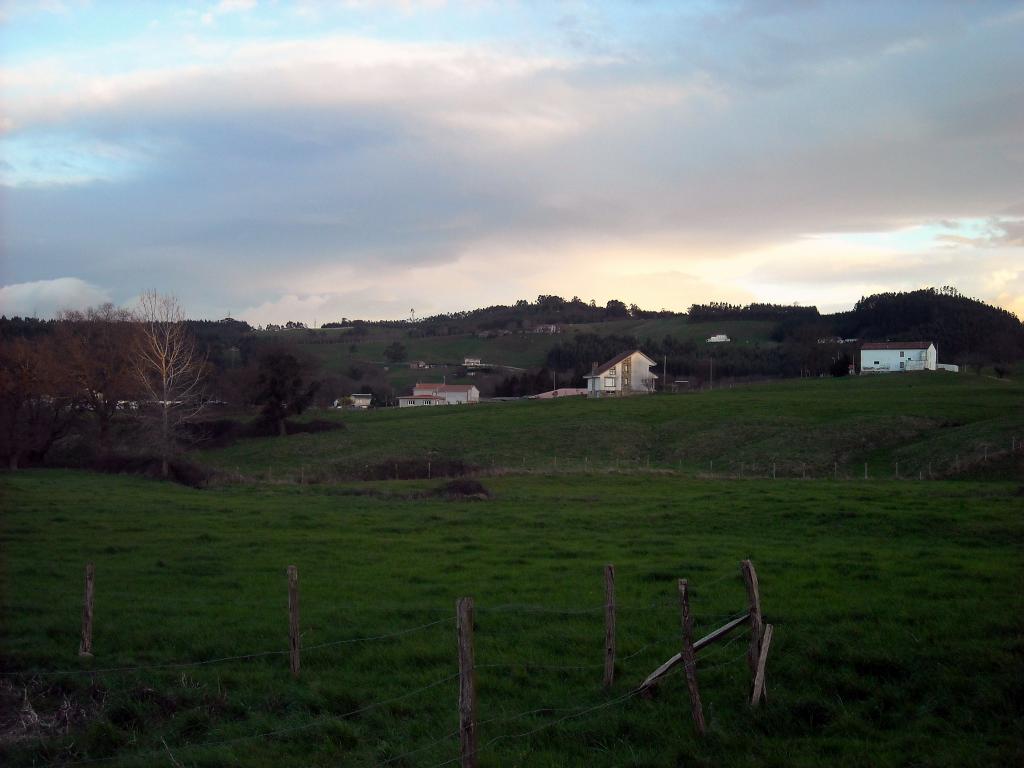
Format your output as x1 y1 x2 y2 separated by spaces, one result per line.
531 388 587 399
707 333 731 343
397 394 447 408
584 350 657 397
532 324 561 334
860 342 937 373
400 382 481 406
333 394 373 409
463 357 483 368
409 360 429 369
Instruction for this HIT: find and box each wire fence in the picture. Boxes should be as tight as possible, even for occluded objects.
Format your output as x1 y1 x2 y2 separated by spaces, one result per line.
6 563 764 767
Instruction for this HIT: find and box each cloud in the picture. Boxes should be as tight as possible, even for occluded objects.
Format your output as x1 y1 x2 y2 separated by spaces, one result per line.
0 277 111 317
0 2 1022 322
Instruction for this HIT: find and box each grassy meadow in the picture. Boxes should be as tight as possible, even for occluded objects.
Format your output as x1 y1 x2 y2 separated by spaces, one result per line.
2 470 1022 767
2 373 1023 766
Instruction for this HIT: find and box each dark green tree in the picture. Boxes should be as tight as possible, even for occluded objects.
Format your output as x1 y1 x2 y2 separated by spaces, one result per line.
384 341 407 363
253 351 319 436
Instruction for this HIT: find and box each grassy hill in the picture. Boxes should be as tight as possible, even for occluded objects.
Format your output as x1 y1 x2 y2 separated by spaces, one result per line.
195 373 1024 482
270 318 779 389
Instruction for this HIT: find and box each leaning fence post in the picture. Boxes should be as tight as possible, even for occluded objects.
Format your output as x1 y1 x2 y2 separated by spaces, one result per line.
678 579 706 735
287 565 300 677
79 563 95 657
750 623 774 706
741 560 763 691
604 565 616 688
457 597 477 768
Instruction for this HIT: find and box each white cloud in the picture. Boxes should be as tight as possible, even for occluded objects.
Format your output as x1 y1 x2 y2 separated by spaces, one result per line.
0 277 110 317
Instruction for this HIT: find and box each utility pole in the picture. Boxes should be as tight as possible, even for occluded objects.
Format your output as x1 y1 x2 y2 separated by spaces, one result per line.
663 354 667 393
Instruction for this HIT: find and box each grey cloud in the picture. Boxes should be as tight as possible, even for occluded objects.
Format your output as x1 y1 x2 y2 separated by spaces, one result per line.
2 4 1023 319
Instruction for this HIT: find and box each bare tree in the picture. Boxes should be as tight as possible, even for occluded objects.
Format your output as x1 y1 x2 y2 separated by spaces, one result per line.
133 292 206 477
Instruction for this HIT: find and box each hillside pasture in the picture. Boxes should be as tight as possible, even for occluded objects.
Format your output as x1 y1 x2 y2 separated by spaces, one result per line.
195 374 1024 482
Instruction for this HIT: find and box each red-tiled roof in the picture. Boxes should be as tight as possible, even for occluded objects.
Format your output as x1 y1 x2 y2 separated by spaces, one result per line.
860 341 933 350
584 349 656 377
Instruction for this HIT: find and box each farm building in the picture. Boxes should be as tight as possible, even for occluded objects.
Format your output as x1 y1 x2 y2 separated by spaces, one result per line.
860 342 937 373
707 333 730 343
531 388 587 399
401 382 481 406
397 394 446 408
350 393 372 409
584 350 657 397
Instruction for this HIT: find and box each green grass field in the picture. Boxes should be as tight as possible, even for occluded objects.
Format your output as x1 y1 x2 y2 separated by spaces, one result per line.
197 374 1024 482
2 470 1022 767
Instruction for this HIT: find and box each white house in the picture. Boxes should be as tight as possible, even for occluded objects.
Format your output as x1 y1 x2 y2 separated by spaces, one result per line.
350 393 372 409
860 342 937 373
403 382 481 406
584 350 657 397
463 357 483 368
707 333 731 343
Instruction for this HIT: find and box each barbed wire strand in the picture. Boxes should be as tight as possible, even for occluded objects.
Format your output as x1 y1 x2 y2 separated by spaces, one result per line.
1 617 454 679
48 672 460 767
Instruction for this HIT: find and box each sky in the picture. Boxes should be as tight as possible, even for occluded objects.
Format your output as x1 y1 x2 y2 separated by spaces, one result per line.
1 0 1022 325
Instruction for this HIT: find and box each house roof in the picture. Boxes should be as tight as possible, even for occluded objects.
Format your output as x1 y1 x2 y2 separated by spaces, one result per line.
414 383 477 392
860 341 934 350
584 349 656 377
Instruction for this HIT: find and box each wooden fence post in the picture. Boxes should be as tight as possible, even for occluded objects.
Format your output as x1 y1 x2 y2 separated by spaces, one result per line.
741 560 763 692
79 563 95 657
750 623 774 706
287 565 300 677
604 565 616 688
457 597 477 768
678 579 706 735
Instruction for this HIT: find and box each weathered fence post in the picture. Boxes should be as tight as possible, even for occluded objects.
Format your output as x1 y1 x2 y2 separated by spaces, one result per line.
287 565 300 677
79 563 95 657
678 579 706 735
741 560 763 692
750 623 774 706
457 597 477 768
604 565 616 688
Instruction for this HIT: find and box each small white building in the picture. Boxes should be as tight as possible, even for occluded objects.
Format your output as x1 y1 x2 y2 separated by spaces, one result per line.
398 394 447 408
584 350 657 397
405 382 480 405
707 333 731 343
350 393 372 409
463 357 483 368
860 342 937 373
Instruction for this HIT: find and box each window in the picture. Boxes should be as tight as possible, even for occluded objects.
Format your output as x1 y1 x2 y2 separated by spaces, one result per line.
607 366 616 375
604 377 615 388
900 362 905 369
900 351 905 358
